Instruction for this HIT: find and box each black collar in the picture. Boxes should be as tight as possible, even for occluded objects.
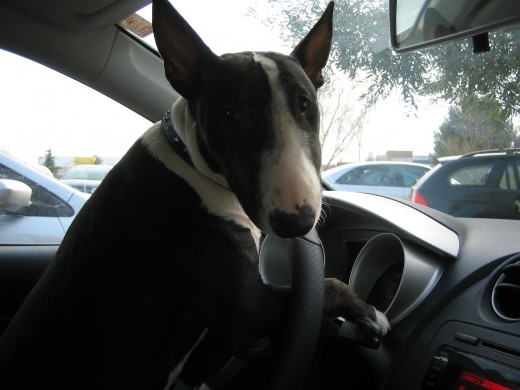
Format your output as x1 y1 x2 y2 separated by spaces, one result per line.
161 110 193 166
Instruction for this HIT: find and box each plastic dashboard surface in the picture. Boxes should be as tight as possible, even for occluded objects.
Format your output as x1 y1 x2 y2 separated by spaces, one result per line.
319 191 520 389
320 191 459 324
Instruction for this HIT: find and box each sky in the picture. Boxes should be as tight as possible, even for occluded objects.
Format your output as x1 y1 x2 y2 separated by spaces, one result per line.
0 0 446 166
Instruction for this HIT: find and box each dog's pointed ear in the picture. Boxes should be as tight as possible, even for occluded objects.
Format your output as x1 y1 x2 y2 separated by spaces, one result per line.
291 1 334 90
152 0 219 100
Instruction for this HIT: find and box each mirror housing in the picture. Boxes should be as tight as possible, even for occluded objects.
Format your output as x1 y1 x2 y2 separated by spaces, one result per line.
0 179 32 213
390 0 520 52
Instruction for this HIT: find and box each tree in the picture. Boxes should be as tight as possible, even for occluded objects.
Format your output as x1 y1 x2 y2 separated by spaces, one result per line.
43 148 59 176
433 95 516 158
260 0 520 117
318 76 367 167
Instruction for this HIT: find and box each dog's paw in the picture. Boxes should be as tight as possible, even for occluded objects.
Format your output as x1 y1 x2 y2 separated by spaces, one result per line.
374 309 391 336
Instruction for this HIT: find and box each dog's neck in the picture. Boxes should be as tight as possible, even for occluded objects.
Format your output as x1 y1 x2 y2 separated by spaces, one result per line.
161 110 193 166
170 98 230 189
141 99 261 250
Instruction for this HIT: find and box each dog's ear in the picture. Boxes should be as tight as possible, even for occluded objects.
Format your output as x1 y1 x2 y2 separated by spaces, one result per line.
291 1 334 90
152 0 220 100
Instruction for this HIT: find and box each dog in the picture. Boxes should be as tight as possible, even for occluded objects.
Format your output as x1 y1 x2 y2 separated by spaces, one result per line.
0 0 389 388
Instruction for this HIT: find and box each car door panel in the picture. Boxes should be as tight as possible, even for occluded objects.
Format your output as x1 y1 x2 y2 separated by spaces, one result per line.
0 245 55 335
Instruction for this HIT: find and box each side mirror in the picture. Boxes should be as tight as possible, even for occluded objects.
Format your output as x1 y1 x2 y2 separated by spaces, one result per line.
390 0 520 52
0 179 32 213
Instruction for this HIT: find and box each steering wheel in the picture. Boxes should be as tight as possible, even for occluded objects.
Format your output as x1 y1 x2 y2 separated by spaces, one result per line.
259 228 325 390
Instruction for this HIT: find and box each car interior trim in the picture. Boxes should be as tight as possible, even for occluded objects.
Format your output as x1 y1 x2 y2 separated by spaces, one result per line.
324 191 460 257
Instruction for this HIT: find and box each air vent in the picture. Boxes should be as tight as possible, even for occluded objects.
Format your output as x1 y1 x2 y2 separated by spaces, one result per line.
492 258 520 321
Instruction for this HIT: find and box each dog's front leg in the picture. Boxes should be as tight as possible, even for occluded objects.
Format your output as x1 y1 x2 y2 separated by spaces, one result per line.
323 278 390 335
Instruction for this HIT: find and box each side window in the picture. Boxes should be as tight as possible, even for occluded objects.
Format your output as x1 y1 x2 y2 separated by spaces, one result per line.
337 166 391 186
0 49 150 179
388 167 405 187
0 164 72 217
401 166 429 187
448 163 493 186
360 170 381 185
357 166 390 186
337 167 363 185
0 49 151 244
499 162 520 190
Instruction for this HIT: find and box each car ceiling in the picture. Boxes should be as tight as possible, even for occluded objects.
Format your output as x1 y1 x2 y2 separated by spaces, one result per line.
0 0 178 121
13 0 148 29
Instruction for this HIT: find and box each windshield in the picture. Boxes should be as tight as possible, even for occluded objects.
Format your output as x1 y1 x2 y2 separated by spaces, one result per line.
119 0 520 220
2 0 519 220
125 1 445 164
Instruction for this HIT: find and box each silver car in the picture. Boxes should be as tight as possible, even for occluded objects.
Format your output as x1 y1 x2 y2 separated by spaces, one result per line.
322 161 431 199
0 152 89 245
61 164 113 194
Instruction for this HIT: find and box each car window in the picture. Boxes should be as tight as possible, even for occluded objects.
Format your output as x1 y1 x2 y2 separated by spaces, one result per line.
448 163 493 186
0 49 151 169
0 164 72 217
0 49 151 243
63 166 112 180
336 167 363 185
400 166 429 187
360 170 382 186
337 166 400 187
499 161 520 190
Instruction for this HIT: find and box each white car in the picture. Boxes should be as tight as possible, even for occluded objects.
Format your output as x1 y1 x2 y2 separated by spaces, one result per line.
322 161 430 199
0 152 89 245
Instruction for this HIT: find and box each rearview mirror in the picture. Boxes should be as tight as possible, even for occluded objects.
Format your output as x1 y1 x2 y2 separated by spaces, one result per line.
390 0 520 52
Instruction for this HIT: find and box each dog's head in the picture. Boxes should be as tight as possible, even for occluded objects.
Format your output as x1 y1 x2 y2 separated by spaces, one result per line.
153 0 333 238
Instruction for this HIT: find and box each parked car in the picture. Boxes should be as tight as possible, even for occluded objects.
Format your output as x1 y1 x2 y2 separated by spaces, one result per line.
322 161 430 199
0 152 89 244
0 0 520 389
61 164 113 193
411 149 520 219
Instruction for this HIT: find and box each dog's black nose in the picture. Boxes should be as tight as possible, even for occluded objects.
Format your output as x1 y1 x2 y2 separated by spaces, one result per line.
268 204 316 238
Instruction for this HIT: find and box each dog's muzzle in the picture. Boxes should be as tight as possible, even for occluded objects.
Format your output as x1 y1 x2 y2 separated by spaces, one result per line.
268 204 316 238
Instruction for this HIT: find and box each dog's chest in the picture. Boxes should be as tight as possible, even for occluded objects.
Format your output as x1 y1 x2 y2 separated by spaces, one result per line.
140 123 262 249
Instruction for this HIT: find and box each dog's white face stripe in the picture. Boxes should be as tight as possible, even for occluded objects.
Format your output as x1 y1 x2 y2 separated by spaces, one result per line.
253 53 322 235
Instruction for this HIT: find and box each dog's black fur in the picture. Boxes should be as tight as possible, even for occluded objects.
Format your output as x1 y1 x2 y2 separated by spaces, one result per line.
0 1 388 388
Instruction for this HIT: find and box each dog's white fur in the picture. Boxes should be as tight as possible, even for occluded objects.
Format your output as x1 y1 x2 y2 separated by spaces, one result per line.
254 53 322 233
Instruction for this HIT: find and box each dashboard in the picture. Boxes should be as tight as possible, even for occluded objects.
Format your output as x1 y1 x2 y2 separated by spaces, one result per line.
1 191 519 389
318 191 520 389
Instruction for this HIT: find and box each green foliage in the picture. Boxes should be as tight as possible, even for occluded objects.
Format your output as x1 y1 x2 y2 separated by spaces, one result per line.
42 148 59 176
264 0 520 117
433 95 516 158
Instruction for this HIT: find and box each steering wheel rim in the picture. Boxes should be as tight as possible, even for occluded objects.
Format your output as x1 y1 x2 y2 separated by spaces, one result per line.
259 228 325 389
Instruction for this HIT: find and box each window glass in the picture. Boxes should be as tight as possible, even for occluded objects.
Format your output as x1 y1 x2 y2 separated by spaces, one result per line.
337 166 396 187
499 162 519 190
0 164 72 217
387 167 405 187
337 167 364 185
448 163 493 186
0 49 151 169
0 49 151 243
337 165 429 187
400 166 430 187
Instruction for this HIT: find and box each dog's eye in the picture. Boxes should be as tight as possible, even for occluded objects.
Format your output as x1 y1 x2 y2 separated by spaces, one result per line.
223 107 240 123
298 97 310 112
